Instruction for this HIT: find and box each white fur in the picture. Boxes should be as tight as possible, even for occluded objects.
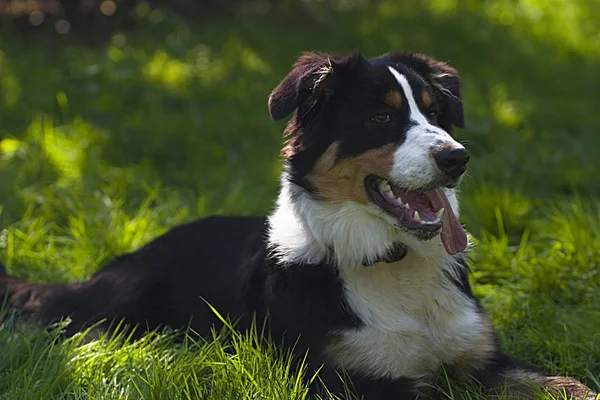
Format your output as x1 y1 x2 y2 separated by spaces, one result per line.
327 253 485 380
388 67 466 191
267 180 483 380
267 177 462 268
268 177 400 267
267 69 466 268
266 67 479 381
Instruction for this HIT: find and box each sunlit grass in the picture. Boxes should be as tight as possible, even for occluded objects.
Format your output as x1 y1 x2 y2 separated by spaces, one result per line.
0 315 317 400
0 0 599 398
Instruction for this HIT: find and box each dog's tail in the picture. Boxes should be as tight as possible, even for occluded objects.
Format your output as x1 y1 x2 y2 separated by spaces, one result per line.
0 258 155 338
1 262 64 327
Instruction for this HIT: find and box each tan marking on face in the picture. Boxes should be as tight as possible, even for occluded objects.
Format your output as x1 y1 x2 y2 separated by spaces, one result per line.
307 142 395 203
383 90 403 108
421 91 432 108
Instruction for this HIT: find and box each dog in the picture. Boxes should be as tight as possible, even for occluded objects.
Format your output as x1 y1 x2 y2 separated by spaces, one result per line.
0 50 597 400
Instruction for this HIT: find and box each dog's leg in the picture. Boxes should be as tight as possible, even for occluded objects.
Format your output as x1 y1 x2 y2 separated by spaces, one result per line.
473 354 597 400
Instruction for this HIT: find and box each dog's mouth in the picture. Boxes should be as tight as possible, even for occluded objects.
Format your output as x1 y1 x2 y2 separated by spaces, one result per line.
365 176 468 255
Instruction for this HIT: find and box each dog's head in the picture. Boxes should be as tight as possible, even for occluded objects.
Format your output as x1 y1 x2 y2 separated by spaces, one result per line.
269 51 468 259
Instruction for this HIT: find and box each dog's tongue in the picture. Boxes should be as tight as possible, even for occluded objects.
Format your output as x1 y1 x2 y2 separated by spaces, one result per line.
425 189 468 255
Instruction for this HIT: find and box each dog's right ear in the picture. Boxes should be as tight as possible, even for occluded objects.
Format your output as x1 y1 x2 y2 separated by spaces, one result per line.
268 52 362 120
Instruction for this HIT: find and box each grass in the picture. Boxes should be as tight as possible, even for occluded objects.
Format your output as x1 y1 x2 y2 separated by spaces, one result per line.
0 0 599 398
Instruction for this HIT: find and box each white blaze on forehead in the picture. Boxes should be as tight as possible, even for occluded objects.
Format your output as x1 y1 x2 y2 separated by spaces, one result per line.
387 66 429 126
386 66 447 192
385 66 464 197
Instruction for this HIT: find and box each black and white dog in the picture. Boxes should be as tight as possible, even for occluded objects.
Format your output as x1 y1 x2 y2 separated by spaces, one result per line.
0 50 596 400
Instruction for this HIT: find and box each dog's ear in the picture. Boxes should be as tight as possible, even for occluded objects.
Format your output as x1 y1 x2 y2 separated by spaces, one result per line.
268 52 362 120
391 53 464 130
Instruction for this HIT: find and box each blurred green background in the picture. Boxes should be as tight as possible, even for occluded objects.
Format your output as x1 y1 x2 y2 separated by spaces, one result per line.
2 0 600 217
0 1 599 398
2 0 600 218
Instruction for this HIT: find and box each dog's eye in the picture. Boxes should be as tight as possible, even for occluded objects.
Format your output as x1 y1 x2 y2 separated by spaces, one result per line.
372 112 391 124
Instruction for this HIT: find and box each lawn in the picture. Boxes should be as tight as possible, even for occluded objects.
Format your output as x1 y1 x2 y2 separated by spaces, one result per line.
0 0 599 398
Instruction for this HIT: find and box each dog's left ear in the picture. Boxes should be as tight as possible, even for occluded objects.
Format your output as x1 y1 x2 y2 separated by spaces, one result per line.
268 52 363 121
395 53 465 130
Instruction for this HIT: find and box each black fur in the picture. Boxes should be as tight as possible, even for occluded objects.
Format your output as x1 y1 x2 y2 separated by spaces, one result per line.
362 242 408 266
380 52 465 130
0 216 577 399
0 216 466 399
0 50 595 400
272 51 465 190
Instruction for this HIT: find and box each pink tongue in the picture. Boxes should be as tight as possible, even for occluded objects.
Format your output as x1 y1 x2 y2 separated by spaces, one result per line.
425 189 468 255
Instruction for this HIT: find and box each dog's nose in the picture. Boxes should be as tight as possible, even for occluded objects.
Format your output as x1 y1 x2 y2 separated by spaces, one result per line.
434 147 470 178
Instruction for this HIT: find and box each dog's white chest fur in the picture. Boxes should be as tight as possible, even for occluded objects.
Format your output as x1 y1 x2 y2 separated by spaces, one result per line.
326 251 485 380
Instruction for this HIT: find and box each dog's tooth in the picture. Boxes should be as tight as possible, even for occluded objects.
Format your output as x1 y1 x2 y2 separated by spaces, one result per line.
401 202 409 209
379 180 392 195
413 211 421 222
436 208 445 219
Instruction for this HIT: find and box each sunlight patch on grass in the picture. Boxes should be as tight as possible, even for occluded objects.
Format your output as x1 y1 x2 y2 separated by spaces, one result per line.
0 138 22 160
102 191 167 255
427 0 459 15
140 39 272 94
0 315 315 400
489 83 525 128
31 116 108 187
142 49 195 91
1 208 63 282
42 126 84 185
240 47 272 74
482 0 600 56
